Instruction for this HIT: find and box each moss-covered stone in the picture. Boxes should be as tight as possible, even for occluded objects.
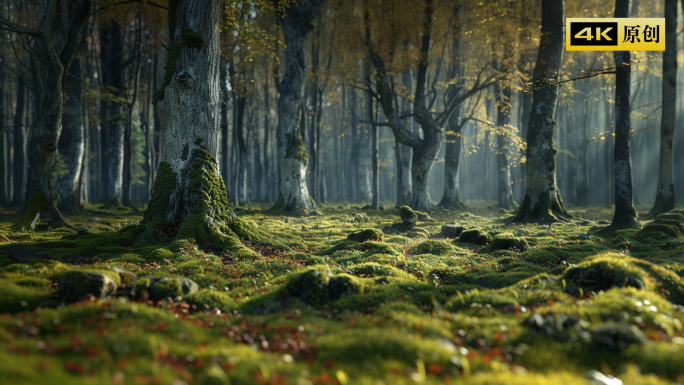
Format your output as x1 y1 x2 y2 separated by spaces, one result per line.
487 232 529 252
399 206 417 226
347 228 383 243
590 322 646 352
458 228 490 245
57 270 120 302
284 265 361 306
656 212 684 223
382 222 413 234
409 240 454 256
440 224 466 238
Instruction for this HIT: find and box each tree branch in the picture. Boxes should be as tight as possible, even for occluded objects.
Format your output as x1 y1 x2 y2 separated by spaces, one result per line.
0 16 43 37
89 0 168 16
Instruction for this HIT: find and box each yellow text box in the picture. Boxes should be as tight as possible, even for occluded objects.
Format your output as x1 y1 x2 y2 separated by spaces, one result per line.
566 18 665 51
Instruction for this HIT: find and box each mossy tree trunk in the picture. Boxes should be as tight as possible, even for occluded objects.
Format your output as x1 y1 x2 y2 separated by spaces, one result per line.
439 109 467 210
140 0 238 248
272 0 328 215
6 0 93 229
646 0 677 218
609 0 639 229
56 54 85 215
512 0 570 224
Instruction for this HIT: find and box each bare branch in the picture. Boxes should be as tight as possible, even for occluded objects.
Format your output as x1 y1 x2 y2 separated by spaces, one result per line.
0 15 43 37
89 0 168 16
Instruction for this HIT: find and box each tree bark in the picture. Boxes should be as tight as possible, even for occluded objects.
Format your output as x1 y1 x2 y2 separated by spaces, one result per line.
0 68 6 206
12 0 93 229
11 75 27 207
56 54 85 214
609 0 639 228
646 0 677 218
439 110 467 209
495 50 516 209
101 22 126 207
271 0 328 215
512 0 569 223
139 0 254 252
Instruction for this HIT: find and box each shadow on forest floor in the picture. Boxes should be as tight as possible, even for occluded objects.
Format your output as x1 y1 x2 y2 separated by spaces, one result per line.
0 201 683 384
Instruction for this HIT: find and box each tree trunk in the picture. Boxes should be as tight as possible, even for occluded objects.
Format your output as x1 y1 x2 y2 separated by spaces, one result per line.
101 22 125 208
495 60 516 209
14 0 93 229
235 77 247 206
56 54 85 214
271 0 328 215
0 68 6 207
512 0 569 224
646 0 677 217
609 0 639 228
439 110 466 209
137 0 255 253
12 75 27 207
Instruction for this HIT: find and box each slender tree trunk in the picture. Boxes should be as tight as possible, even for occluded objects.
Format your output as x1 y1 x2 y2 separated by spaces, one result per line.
609 0 639 228
0 68 6 207
495 56 516 209
439 109 467 209
101 22 125 207
647 0 677 217
513 0 569 223
56 54 85 214
235 71 247 205
519 87 532 197
270 0 328 214
11 76 27 207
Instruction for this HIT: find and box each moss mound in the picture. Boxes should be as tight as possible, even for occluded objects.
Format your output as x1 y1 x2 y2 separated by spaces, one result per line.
638 223 681 238
408 240 454 256
562 253 649 294
458 228 490 245
487 232 529 252
284 265 361 306
347 228 383 243
399 205 417 226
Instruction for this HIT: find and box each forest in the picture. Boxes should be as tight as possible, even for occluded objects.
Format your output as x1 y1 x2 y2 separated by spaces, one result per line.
2 0 684 383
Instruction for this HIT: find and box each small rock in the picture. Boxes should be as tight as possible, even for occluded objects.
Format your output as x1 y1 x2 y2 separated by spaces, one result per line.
58 271 119 302
578 234 591 240
146 277 199 301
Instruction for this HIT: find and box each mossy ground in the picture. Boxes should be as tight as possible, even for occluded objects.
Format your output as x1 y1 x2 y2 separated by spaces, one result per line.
1 201 684 384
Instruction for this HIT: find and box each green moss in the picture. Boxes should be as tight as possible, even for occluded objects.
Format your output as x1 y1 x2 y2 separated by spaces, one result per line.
458 228 490 245
638 223 681 238
153 27 205 103
284 265 361 306
487 232 529 252
12 192 51 230
399 205 417 225
656 212 684 222
285 126 308 164
408 240 454 256
0 280 50 313
347 228 383 243
57 270 120 302
562 253 650 295
146 248 174 262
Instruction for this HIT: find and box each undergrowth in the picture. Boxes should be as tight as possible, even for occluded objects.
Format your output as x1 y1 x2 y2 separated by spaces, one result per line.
0 202 683 384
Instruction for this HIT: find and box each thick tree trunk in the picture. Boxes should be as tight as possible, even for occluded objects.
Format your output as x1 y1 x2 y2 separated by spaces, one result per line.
12 76 27 207
646 0 677 218
409 134 441 211
139 0 250 252
576 92 591 206
608 0 639 228
513 0 569 224
271 0 328 215
56 55 85 214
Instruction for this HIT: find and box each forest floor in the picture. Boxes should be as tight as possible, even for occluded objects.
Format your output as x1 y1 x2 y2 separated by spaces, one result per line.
1 202 684 385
